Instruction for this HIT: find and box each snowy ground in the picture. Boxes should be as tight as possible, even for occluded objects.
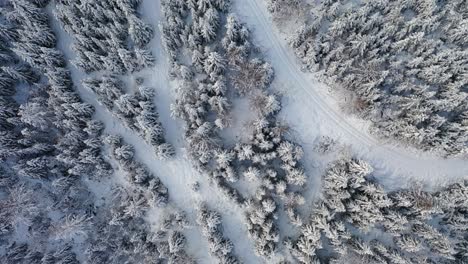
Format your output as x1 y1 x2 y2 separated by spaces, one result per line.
49 0 261 263
45 0 467 263
233 0 468 191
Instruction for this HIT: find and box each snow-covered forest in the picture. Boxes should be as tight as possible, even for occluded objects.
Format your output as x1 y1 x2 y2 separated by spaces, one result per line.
269 0 468 156
0 0 466 263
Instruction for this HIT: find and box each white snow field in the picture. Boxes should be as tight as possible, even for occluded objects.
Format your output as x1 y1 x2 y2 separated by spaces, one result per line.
233 0 468 190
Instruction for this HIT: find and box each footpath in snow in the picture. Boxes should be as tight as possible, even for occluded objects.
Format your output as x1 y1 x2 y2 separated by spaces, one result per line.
49 0 260 263
233 0 468 190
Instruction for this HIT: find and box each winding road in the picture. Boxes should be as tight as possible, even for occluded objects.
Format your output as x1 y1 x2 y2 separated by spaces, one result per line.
234 0 468 189
48 0 467 262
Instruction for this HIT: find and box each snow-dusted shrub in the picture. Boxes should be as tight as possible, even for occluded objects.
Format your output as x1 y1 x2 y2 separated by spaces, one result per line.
82 76 124 109
168 231 186 253
0 184 39 234
128 14 154 48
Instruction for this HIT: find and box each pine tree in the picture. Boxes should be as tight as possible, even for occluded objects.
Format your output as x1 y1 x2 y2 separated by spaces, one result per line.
168 231 186 253
128 15 154 48
204 51 225 75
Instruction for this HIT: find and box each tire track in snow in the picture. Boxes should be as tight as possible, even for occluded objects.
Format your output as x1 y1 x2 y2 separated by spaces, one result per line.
233 0 468 188
245 0 378 146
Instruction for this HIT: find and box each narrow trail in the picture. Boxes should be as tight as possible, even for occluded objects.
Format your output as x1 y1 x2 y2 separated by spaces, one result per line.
49 1 259 263
46 0 467 262
233 0 468 189
139 0 260 262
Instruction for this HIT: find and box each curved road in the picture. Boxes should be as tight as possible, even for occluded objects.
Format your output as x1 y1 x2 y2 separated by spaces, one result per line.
234 0 468 188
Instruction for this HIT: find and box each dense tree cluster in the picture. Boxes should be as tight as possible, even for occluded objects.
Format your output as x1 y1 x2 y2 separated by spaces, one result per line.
106 134 169 207
0 0 114 260
0 0 193 262
162 0 231 161
283 0 468 155
55 0 174 160
197 204 240 263
8 0 111 178
289 158 467 263
55 0 155 74
85 188 194 264
222 15 274 95
1 243 80 264
161 0 246 214
83 76 175 158
161 1 274 182
0 1 187 262
221 16 308 259
68 134 195 263
2 0 110 209
267 0 307 24
1 0 466 262
161 0 311 259
238 117 307 257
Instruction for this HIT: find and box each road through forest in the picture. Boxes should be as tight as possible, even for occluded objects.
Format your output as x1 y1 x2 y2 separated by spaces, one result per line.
234 0 468 189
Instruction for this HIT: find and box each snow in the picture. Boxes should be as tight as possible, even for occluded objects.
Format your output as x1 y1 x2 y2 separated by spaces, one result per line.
42 0 467 263
219 96 256 147
232 0 468 191
48 1 261 263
